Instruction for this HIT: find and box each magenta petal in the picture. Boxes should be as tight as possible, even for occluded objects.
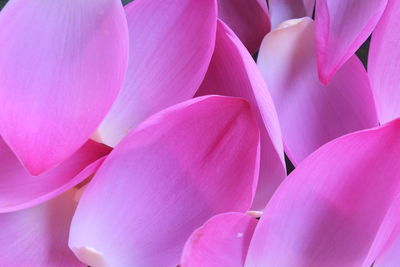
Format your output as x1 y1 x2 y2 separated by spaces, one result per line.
269 0 314 28
315 0 388 84
180 212 257 267
197 20 285 209
0 139 110 213
0 190 83 266
95 0 217 147
0 0 128 175
368 0 400 124
375 228 400 267
69 96 260 266
217 0 270 54
245 120 400 267
258 18 378 165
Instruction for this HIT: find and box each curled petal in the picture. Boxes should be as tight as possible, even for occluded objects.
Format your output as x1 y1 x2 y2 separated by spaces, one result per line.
217 0 270 54
0 139 110 213
368 0 400 124
197 20 285 210
181 212 257 267
0 190 83 266
95 0 217 147
269 0 314 28
69 96 260 267
245 120 400 267
257 18 378 165
315 0 388 84
0 0 128 174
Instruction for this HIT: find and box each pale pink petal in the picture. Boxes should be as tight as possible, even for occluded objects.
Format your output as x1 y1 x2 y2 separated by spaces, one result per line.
375 227 400 267
217 0 270 54
315 0 388 84
197 20 285 210
95 0 217 147
0 0 128 175
0 190 83 266
269 0 314 28
0 139 110 213
181 212 257 267
257 18 378 165
245 120 400 267
368 0 400 124
69 96 260 267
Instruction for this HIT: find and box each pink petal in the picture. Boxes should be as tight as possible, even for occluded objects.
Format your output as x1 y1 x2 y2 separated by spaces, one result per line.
69 96 260 267
0 138 110 213
95 0 217 147
368 0 400 124
245 120 400 267
0 0 128 175
375 227 400 267
257 18 378 165
197 20 285 210
180 212 257 267
0 190 83 266
217 0 270 54
269 0 314 28
315 0 388 84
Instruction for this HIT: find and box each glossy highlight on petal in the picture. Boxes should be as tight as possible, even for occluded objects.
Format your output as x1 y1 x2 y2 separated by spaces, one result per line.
257 18 378 165
315 0 387 84
70 96 260 267
181 212 257 267
269 0 314 28
217 0 270 54
0 0 129 175
95 0 218 147
246 120 400 267
197 20 285 210
0 139 110 213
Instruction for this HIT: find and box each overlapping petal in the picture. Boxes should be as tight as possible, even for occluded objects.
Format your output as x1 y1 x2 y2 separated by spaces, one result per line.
315 0 387 84
181 212 257 267
197 20 285 210
0 0 128 175
217 0 270 54
69 96 260 266
257 18 378 165
0 190 83 266
0 139 110 213
368 0 400 124
375 227 400 267
245 120 400 267
95 0 218 147
269 0 314 28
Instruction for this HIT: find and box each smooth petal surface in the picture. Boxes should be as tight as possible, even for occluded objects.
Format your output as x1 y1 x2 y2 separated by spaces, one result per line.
315 0 387 84
245 120 400 267
258 18 378 165
0 139 110 213
375 228 400 267
0 0 128 175
197 20 285 210
269 0 314 28
217 0 270 54
95 0 217 147
70 96 260 267
181 212 257 267
0 190 83 266
368 0 400 124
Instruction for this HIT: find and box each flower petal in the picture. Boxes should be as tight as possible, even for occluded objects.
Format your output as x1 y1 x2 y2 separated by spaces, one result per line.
197 20 285 210
315 0 387 84
375 228 400 267
368 0 400 124
0 190 83 266
180 212 257 267
95 0 217 147
69 96 260 267
0 139 110 213
269 0 314 28
257 18 378 165
245 120 400 267
0 0 128 175
217 0 270 54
